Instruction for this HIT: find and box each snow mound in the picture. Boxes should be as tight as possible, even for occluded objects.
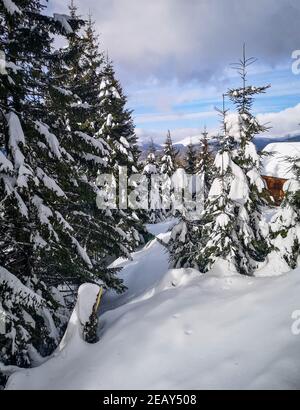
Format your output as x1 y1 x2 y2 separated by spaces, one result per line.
155 268 200 292
59 283 100 350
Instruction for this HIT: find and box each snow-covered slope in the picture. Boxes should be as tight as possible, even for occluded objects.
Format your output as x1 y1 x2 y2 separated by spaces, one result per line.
101 220 177 311
175 134 203 146
6 221 300 390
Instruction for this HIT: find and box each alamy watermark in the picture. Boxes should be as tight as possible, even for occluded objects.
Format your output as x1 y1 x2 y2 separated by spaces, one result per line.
0 51 7 75
0 304 6 334
96 167 205 220
291 310 300 336
291 50 300 75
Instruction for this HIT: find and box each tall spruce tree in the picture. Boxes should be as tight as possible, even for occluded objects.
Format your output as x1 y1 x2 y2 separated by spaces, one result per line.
160 130 178 217
185 141 197 175
196 127 214 198
142 140 165 223
0 0 81 376
168 141 201 268
196 97 256 274
169 91 269 275
99 57 140 175
226 46 270 266
160 130 178 176
98 57 145 246
46 4 132 291
184 140 202 214
197 87 267 275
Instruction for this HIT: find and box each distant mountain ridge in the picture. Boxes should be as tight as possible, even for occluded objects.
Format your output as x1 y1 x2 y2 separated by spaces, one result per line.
253 134 300 151
139 134 300 158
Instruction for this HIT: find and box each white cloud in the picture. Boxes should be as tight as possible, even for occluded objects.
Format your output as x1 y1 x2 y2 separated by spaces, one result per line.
258 103 300 138
49 0 300 84
47 1 300 145
135 110 215 125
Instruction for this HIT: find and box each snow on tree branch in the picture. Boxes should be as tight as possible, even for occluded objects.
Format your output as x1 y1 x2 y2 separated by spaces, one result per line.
2 0 21 15
53 14 74 35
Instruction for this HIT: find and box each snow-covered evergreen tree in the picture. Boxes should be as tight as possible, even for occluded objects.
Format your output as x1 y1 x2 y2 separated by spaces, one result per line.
183 141 202 214
197 96 267 275
142 140 165 223
160 130 178 176
185 141 197 175
98 57 145 246
75 10 104 121
270 157 300 269
226 46 270 265
0 0 134 380
0 266 66 377
0 0 78 377
99 58 140 175
168 144 202 267
169 90 269 275
168 218 201 268
46 6 129 291
196 127 214 198
159 130 178 217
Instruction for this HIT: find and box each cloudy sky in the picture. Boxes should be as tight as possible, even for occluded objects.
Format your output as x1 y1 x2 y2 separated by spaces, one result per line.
49 0 300 144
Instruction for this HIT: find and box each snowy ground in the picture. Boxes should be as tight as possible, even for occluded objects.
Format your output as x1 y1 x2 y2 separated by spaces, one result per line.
6 220 300 390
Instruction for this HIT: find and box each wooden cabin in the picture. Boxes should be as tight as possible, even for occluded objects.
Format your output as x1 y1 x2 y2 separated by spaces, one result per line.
261 142 300 204
262 175 287 204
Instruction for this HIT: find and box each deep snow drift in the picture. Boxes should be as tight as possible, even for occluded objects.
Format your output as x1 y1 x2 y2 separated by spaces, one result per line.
6 220 300 390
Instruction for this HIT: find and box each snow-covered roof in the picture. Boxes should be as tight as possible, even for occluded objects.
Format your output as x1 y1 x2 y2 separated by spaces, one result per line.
261 142 300 179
